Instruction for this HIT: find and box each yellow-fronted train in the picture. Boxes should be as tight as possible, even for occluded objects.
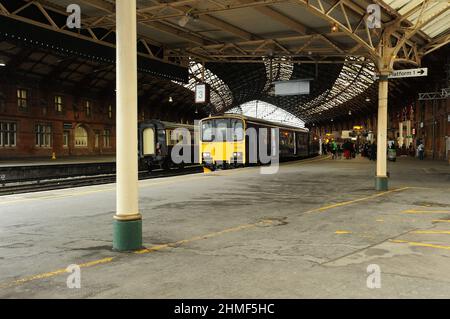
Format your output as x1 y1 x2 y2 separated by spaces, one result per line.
199 114 319 170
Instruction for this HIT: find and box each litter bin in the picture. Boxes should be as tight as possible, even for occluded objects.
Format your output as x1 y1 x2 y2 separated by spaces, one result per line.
388 148 397 162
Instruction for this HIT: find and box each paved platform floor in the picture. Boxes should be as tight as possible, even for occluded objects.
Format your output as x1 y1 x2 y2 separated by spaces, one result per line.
0 156 449 298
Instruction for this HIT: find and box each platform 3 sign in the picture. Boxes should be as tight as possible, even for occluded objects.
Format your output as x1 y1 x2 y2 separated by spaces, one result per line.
373 68 428 80
195 83 210 104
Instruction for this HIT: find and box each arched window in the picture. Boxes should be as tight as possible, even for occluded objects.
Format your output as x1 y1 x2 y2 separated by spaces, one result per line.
75 126 88 147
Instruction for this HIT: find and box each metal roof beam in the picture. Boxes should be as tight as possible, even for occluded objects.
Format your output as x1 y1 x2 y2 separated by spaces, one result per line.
76 0 115 13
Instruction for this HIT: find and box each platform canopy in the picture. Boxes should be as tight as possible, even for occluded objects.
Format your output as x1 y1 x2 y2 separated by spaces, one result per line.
0 0 448 123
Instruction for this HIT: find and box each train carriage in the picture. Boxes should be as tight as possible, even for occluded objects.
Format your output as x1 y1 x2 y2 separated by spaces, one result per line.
138 120 194 171
199 115 318 170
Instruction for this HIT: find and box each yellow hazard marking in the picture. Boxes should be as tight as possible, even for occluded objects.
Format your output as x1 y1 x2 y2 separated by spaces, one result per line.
376 219 384 222
335 230 352 234
433 220 450 223
304 187 411 214
135 220 274 255
203 167 212 174
283 155 332 167
402 210 450 214
390 239 450 251
412 230 450 235
0 257 114 289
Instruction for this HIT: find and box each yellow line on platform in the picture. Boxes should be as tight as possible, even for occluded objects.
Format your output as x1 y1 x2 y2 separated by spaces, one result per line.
282 155 332 167
390 239 450 251
433 220 450 223
0 257 114 289
402 210 450 214
412 230 450 235
135 219 274 255
304 187 411 214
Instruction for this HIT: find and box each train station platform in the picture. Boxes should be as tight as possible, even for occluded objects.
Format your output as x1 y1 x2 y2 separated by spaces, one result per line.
0 156 449 298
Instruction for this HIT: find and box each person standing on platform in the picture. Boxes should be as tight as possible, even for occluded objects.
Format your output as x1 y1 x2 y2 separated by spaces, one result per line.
343 140 351 159
369 141 377 161
331 140 338 159
418 142 425 160
337 143 343 159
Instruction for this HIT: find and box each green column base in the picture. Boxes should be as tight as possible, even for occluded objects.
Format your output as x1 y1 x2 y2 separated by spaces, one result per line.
113 219 142 251
375 176 389 191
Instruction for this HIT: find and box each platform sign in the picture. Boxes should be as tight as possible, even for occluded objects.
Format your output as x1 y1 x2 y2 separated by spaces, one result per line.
373 68 428 80
195 83 209 104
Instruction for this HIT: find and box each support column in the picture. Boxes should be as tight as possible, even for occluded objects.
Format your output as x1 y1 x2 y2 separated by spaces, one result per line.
406 120 412 147
376 75 389 191
398 121 403 146
113 0 142 251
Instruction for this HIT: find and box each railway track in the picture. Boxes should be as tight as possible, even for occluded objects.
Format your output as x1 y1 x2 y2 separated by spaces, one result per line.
0 165 202 196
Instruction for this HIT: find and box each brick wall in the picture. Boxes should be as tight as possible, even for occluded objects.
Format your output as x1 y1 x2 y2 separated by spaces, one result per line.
0 81 115 159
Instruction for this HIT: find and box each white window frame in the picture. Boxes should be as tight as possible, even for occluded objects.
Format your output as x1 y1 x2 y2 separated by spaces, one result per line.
0 122 17 147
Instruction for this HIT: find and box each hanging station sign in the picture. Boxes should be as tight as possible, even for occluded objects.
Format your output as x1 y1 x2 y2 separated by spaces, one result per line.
373 68 428 80
274 79 312 96
195 83 210 104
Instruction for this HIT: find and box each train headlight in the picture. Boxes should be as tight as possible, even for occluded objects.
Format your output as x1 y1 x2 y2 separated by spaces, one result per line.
232 152 243 158
202 152 211 158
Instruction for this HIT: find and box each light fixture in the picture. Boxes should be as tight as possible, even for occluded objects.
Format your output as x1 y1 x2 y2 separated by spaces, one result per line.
178 14 191 27
348 110 352 115
331 23 338 33
0 60 5 67
365 97 371 102
169 96 173 103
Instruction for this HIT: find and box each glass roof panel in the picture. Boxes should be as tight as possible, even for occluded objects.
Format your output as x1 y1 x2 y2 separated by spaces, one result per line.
381 0 449 38
227 100 305 128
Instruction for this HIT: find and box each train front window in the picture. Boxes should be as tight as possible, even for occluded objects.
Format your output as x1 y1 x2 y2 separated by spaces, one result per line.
201 119 244 142
215 119 228 141
201 120 213 142
231 119 244 141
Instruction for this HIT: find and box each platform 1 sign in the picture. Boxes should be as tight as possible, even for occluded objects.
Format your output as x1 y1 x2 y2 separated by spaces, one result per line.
373 68 428 80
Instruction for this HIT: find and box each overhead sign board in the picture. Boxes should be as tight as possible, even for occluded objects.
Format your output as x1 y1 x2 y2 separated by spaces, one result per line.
274 79 311 96
373 68 428 80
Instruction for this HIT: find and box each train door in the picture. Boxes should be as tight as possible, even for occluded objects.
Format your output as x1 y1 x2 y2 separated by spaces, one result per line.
271 127 278 159
143 127 155 155
293 132 297 155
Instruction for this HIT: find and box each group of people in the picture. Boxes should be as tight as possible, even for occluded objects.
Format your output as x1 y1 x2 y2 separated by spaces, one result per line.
388 141 425 160
323 140 425 161
323 140 358 160
360 142 378 161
